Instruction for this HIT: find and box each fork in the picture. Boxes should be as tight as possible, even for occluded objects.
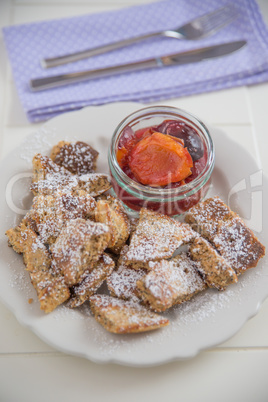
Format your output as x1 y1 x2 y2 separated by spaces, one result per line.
41 4 236 68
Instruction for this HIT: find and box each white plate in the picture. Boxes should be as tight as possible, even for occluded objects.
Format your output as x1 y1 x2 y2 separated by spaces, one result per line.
0 102 267 367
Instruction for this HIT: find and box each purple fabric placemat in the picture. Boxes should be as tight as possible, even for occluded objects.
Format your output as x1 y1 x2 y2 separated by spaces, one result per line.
3 0 268 122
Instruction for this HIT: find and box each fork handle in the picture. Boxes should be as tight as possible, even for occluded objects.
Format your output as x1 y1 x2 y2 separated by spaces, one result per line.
41 31 164 68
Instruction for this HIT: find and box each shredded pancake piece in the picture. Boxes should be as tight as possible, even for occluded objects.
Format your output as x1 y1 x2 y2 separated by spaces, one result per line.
186 196 265 274
30 193 96 245
125 208 197 269
31 172 111 198
67 253 115 308
6 216 36 254
185 196 234 240
50 141 99 175
136 253 206 312
213 216 265 274
189 237 238 290
107 245 146 302
51 218 110 286
7 225 70 313
32 153 72 183
95 195 130 253
90 294 169 334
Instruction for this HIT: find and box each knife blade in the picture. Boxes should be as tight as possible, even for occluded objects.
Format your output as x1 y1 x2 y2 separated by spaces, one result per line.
30 40 246 91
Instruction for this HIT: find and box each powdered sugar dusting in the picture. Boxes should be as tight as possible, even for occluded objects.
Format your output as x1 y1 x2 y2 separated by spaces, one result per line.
30 192 96 244
185 196 233 239
31 173 78 195
108 247 145 303
51 219 109 265
126 208 197 264
67 254 114 308
19 126 58 164
9 270 31 293
138 253 206 311
213 216 265 273
108 265 145 303
171 288 235 327
90 294 169 333
106 245 145 302
147 254 205 297
52 141 98 175
31 170 110 198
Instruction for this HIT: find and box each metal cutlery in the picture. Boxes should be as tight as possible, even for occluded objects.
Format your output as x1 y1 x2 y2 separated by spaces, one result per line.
41 4 237 68
30 40 246 91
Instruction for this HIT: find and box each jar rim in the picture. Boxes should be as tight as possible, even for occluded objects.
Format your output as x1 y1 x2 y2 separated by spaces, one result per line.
108 105 215 202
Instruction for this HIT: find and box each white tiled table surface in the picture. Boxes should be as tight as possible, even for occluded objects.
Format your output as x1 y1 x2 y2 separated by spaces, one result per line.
1 1 268 401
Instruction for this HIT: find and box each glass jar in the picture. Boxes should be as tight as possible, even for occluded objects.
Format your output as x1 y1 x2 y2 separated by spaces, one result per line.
108 106 215 216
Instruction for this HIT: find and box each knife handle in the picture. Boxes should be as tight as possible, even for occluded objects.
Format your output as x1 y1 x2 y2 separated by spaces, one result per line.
30 58 160 91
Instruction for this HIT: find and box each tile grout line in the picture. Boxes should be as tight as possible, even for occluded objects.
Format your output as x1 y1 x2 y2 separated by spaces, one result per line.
244 87 262 170
3 122 253 131
0 351 66 359
13 1 138 6
209 346 268 353
0 346 268 360
0 0 13 159
12 2 128 11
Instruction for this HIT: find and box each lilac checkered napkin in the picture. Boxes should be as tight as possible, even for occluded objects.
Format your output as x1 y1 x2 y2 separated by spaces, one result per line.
3 0 268 122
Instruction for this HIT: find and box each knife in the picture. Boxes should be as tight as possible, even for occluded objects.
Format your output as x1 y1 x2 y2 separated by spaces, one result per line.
30 40 246 91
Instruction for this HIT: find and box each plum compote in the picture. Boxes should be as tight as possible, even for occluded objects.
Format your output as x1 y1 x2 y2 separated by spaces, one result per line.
117 120 206 189
109 106 214 216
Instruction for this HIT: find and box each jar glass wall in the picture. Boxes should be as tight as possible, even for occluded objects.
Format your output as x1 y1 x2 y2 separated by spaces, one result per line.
108 106 215 216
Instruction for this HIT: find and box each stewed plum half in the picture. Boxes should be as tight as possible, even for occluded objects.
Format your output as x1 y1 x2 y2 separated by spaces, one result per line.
156 120 204 162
